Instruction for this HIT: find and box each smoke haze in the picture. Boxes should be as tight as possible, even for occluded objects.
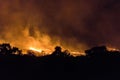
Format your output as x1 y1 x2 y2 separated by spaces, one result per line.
0 0 120 54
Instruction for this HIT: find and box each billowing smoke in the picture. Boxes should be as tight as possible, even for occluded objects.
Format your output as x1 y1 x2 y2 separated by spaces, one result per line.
0 0 120 55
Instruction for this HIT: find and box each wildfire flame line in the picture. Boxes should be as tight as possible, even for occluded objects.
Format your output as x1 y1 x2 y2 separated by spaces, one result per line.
29 47 42 53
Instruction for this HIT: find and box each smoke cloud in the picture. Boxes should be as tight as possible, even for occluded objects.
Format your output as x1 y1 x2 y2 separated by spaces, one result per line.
0 0 120 54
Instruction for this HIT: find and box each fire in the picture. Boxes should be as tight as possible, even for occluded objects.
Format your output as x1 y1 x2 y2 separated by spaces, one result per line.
28 46 53 56
71 51 86 56
29 47 42 53
107 47 120 51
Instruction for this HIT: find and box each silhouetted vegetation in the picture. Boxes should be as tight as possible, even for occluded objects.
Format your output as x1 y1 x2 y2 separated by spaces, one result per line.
0 43 22 56
0 43 120 80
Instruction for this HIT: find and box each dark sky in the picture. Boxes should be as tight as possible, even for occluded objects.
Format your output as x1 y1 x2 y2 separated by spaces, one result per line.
0 0 120 51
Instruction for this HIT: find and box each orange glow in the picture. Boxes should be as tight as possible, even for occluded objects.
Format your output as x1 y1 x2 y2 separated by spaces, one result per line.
107 47 120 51
29 47 42 53
0 0 88 57
71 51 86 57
29 47 52 54
0 0 120 57
27 45 53 56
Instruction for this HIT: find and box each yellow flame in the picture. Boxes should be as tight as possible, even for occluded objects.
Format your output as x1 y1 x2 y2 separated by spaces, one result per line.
29 47 42 53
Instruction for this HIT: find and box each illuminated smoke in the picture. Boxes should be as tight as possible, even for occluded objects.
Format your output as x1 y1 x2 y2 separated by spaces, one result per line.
0 0 120 56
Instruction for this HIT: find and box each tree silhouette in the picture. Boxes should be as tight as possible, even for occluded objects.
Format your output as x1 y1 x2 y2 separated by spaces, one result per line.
51 46 72 57
0 43 23 56
85 46 108 57
12 47 22 55
63 50 71 57
52 46 62 56
0 43 12 55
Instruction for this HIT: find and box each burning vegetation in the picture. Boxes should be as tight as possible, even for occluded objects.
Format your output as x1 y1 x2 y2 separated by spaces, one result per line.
0 43 119 57
0 0 120 57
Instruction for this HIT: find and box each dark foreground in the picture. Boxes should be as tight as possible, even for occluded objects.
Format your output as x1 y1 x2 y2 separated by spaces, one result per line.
0 54 120 80
0 44 120 80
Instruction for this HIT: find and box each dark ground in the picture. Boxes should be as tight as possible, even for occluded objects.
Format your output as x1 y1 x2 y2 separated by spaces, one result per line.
0 54 120 80
0 44 120 80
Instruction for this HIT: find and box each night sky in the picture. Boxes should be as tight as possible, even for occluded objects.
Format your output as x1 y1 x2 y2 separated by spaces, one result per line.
0 0 120 52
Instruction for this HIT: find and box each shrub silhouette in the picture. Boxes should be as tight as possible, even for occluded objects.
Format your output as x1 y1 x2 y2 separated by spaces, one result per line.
0 43 22 56
52 46 62 56
63 50 71 57
52 46 71 57
0 43 12 55
85 46 108 57
12 47 22 55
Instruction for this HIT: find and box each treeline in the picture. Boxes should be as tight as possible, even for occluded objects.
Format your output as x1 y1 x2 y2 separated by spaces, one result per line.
0 43 22 55
0 43 120 80
0 43 120 58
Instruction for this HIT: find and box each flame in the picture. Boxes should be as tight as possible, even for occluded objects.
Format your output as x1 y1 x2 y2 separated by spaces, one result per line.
0 1 88 57
107 47 120 51
29 47 42 53
27 46 53 56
